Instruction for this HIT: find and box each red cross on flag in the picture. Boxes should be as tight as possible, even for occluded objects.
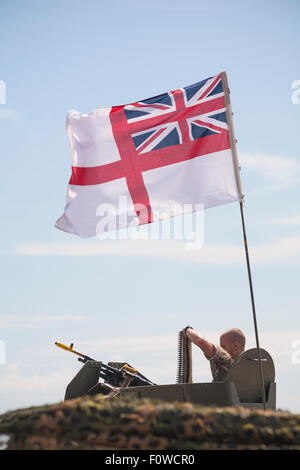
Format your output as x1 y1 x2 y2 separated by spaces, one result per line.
55 72 243 238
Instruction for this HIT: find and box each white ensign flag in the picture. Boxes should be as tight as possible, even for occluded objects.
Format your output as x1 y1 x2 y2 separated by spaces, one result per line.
56 72 242 238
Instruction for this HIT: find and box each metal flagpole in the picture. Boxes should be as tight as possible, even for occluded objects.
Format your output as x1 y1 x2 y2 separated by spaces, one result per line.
221 71 267 410
239 201 267 409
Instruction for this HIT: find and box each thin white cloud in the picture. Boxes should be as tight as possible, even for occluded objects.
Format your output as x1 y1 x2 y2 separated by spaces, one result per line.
0 107 22 121
0 315 85 329
239 152 300 189
10 236 300 265
263 215 300 226
248 236 300 263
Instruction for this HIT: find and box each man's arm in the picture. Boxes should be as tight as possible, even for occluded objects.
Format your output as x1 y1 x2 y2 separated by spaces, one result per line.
185 327 215 358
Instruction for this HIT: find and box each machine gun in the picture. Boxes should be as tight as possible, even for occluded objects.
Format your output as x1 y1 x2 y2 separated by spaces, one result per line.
55 341 155 396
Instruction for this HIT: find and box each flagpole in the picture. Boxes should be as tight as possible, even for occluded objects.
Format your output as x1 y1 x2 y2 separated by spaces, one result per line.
221 71 267 410
239 201 267 409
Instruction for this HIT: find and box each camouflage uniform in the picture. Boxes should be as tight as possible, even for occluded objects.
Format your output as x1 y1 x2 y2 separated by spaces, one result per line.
205 344 233 382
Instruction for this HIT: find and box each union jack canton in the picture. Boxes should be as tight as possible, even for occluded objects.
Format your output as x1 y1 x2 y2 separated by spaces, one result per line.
125 74 228 155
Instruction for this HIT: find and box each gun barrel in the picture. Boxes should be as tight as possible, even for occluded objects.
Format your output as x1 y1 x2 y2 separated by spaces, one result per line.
55 342 95 362
55 342 155 386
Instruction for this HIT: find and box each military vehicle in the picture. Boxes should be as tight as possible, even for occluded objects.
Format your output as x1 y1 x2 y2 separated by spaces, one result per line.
56 331 276 410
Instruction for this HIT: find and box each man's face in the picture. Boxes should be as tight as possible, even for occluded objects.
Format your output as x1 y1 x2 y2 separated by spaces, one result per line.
220 334 241 358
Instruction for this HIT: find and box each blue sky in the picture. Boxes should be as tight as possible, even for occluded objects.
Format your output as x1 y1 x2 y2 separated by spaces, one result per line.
0 0 300 413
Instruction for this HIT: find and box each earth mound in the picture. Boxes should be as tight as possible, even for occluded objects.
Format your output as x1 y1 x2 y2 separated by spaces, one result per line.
1 395 299 450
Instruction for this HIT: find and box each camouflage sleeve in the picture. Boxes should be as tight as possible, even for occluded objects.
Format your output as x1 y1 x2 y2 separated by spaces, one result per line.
205 344 233 382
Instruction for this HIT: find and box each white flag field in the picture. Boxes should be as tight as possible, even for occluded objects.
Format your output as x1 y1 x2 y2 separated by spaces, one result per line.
55 72 243 238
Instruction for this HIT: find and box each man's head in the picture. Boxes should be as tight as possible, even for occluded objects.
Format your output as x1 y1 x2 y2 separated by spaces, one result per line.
220 328 246 358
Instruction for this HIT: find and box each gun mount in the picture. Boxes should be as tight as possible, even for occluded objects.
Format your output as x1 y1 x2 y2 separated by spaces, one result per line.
56 341 276 410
